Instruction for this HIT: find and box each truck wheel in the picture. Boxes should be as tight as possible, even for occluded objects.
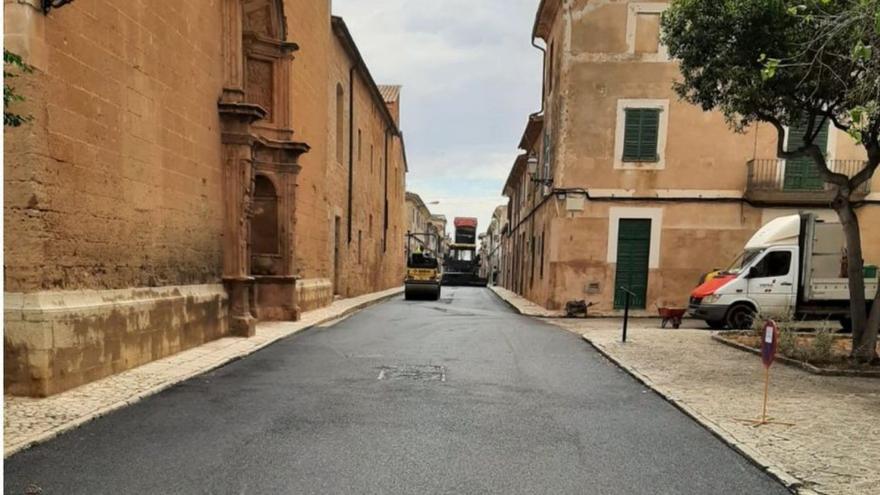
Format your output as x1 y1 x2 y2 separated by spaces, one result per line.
725 304 755 330
706 320 726 330
838 317 853 334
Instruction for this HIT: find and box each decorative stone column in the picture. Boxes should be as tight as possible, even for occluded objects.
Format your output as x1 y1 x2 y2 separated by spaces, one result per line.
219 101 265 337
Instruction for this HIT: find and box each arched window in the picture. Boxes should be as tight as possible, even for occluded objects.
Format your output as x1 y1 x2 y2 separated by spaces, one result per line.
251 175 279 255
336 84 344 163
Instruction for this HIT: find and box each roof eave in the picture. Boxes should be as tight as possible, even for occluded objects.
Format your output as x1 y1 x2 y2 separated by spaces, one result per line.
518 114 544 151
331 16 401 136
406 191 428 213
502 154 528 197
532 0 561 41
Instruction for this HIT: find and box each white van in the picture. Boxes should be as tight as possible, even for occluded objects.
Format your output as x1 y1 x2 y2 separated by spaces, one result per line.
689 213 878 329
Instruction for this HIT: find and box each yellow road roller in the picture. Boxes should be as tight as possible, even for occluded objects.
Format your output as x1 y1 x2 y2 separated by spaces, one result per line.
405 233 442 301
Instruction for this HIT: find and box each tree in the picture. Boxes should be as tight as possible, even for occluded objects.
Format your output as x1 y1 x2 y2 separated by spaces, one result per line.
661 0 880 362
4 49 32 127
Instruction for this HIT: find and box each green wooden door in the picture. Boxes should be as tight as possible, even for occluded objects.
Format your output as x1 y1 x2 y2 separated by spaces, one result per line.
614 219 651 310
784 119 828 191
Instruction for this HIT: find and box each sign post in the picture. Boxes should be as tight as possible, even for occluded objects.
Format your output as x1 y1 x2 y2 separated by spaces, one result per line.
738 320 793 427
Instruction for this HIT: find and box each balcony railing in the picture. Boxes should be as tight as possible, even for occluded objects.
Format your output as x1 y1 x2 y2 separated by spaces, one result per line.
746 159 871 204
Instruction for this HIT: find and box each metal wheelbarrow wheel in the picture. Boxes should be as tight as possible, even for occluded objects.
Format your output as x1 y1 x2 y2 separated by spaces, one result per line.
658 307 686 329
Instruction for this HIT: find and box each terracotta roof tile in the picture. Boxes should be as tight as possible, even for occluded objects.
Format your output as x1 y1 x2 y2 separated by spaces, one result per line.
378 85 401 103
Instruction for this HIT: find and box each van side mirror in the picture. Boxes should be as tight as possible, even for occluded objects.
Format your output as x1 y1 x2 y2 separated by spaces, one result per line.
747 266 759 279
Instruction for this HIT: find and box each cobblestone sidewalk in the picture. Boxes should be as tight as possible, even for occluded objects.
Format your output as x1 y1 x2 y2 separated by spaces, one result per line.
492 288 880 495
4 287 402 457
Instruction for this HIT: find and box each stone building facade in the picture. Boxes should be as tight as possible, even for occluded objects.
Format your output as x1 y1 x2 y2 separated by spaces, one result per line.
3 0 406 396
291 14 407 306
501 0 880 315
428 214 449 257
479 205 507 284
405 191 443 255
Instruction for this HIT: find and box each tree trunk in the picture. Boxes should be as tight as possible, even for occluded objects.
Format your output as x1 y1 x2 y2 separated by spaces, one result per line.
833 200 874 362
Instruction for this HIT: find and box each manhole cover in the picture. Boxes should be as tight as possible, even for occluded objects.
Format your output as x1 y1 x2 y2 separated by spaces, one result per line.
378 364 446 382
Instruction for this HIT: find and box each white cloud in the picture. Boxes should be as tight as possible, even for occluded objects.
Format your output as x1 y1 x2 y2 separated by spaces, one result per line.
333 0 541 233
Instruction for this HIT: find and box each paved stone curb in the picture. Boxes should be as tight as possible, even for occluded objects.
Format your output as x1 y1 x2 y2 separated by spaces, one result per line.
579 333 815 495
712 332 880 378
488 285 675 320
488 285 565 317
4 287 402 458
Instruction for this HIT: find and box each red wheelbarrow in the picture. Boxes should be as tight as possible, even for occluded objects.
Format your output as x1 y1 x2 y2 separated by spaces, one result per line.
658 307 686 329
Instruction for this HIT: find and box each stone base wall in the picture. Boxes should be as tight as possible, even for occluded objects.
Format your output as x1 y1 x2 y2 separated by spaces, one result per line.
4 285 228 397
295 278 334 313
254 277 299 321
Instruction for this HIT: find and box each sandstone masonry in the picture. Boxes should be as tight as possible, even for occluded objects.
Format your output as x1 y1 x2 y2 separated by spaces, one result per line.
3 0 407 396
499 0 880 315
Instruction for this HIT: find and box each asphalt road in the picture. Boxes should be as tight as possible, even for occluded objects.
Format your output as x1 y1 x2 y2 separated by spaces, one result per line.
5 287 789 494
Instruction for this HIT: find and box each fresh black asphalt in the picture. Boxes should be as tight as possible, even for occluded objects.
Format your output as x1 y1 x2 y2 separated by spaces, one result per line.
4 287 790 494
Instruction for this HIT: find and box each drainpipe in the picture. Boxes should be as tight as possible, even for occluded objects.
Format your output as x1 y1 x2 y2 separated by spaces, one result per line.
348 65 355 244
530 37 547 120
383 128 390 252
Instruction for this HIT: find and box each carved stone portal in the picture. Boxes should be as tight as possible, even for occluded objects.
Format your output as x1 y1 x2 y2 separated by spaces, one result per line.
219 0 309 334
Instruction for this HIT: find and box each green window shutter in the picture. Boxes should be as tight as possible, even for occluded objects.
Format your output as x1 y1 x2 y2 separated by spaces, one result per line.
622 110 643 160
622 109 660 162
640 110 660 160
784 117 829 191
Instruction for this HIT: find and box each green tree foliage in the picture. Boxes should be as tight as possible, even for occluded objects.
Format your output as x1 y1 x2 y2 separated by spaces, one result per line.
4 49 33 127
662 0 880 362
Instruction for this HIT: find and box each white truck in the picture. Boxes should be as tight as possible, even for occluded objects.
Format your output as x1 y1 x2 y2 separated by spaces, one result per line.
689 213 878 330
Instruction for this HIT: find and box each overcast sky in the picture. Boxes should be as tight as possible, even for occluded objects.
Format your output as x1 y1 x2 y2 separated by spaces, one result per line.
332 0 543 234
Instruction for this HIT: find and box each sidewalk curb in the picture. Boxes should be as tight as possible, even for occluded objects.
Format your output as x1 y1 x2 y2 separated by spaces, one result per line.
487 285 684 320
712 332 880 378
488 285 528 315
579 333 816 495
487 285 561 318
4 288 402 458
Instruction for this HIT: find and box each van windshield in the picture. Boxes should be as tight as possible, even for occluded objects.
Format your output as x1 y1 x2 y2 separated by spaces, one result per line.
723 249 763 275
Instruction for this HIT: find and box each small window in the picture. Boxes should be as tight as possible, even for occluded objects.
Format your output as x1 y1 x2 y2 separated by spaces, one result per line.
540 231 545 279
752 251 792 278
622 108 660 162
335 84 344 163
542 126 552 181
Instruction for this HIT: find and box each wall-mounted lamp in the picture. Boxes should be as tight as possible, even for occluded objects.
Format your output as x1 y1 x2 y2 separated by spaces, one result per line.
43 0 75 14
526 153 553 187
